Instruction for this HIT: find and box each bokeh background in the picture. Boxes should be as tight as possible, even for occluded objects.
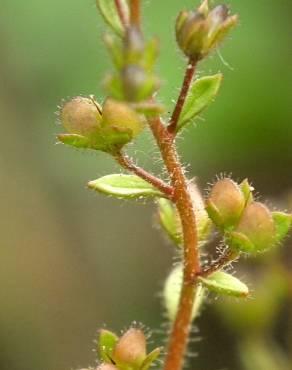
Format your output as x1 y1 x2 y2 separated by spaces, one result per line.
1 0 292 369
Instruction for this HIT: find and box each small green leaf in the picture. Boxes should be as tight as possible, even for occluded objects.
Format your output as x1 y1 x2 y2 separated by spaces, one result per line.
177 74 223 131
99 126 133 150
272 211 292 244
164 264 205 321
131 102 166 117
199 271 249 298
58 126 132 154
58 133 91 149
158 198 182 246
88 174 165 199
98 329 119 363
96 0 128 37
240 179 254 205
103 34 124 70
143 37 159 70
205 199 224 228
140 348 162 370
228 231 254 254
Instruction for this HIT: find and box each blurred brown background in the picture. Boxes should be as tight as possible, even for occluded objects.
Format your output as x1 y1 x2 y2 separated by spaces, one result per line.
0 0 292 369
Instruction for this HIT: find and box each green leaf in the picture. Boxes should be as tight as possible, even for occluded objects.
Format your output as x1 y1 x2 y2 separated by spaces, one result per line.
177 74 223 131
104 74 125 101
88 174 165 199
58 126 133 154
143 37 159 70
228 231 255 254
164 264 205 321
99 126 133 151
240 179 254 205
205 199 224 228
131 102 166 117
98 329 119 363
199 271 249 298
103 34 124 70
272 211 292 244
140 348 161 370
58 133 91 149
96 0 128 37
158 198 182 246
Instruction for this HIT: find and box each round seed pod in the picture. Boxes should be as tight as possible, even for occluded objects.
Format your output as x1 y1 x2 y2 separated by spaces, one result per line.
232 202 275 254
206 178 245 229
60 96 102 136
102 98 145 137
113 328 147 368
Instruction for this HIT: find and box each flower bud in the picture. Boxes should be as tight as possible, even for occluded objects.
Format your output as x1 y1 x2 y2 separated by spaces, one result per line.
206 178 245 229
176 11 207 60
175 0 237 60
198 0 209 16
60 97 102 136
113 328 147 368
205 5 238 50
207 5 229 33
230 202 275 254
102 98 145 137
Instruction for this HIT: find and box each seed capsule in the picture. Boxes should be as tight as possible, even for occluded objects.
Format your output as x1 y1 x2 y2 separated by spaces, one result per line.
231 202 275 254
113 328 147 367
206 178 245 229
60 97 102 136
102 98 145 137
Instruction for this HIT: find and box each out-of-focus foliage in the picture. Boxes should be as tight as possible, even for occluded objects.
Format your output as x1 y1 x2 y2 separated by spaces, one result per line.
0 0 291 370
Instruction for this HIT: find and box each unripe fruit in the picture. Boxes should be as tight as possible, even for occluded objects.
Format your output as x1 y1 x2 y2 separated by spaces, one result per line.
206 178 245 229
113 328 147 367
60 97 102 136
232 202 275 254
102 98 145 137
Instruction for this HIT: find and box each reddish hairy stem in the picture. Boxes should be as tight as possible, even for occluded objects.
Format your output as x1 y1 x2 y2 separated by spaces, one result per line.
199 249 239 278
129 0 141 29
114 0 128 29
167 58 197 135
115 151 174 199
148 117 201 370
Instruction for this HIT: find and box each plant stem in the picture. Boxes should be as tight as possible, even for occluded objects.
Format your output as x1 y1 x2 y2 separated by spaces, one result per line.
114 0 128 29
115 151 174 199
148 117 201 370
129 0 141 29
167 58 197 135
199 249 239 277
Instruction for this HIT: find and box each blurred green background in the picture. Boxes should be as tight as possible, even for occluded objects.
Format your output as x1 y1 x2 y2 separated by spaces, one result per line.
1 0 292 369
